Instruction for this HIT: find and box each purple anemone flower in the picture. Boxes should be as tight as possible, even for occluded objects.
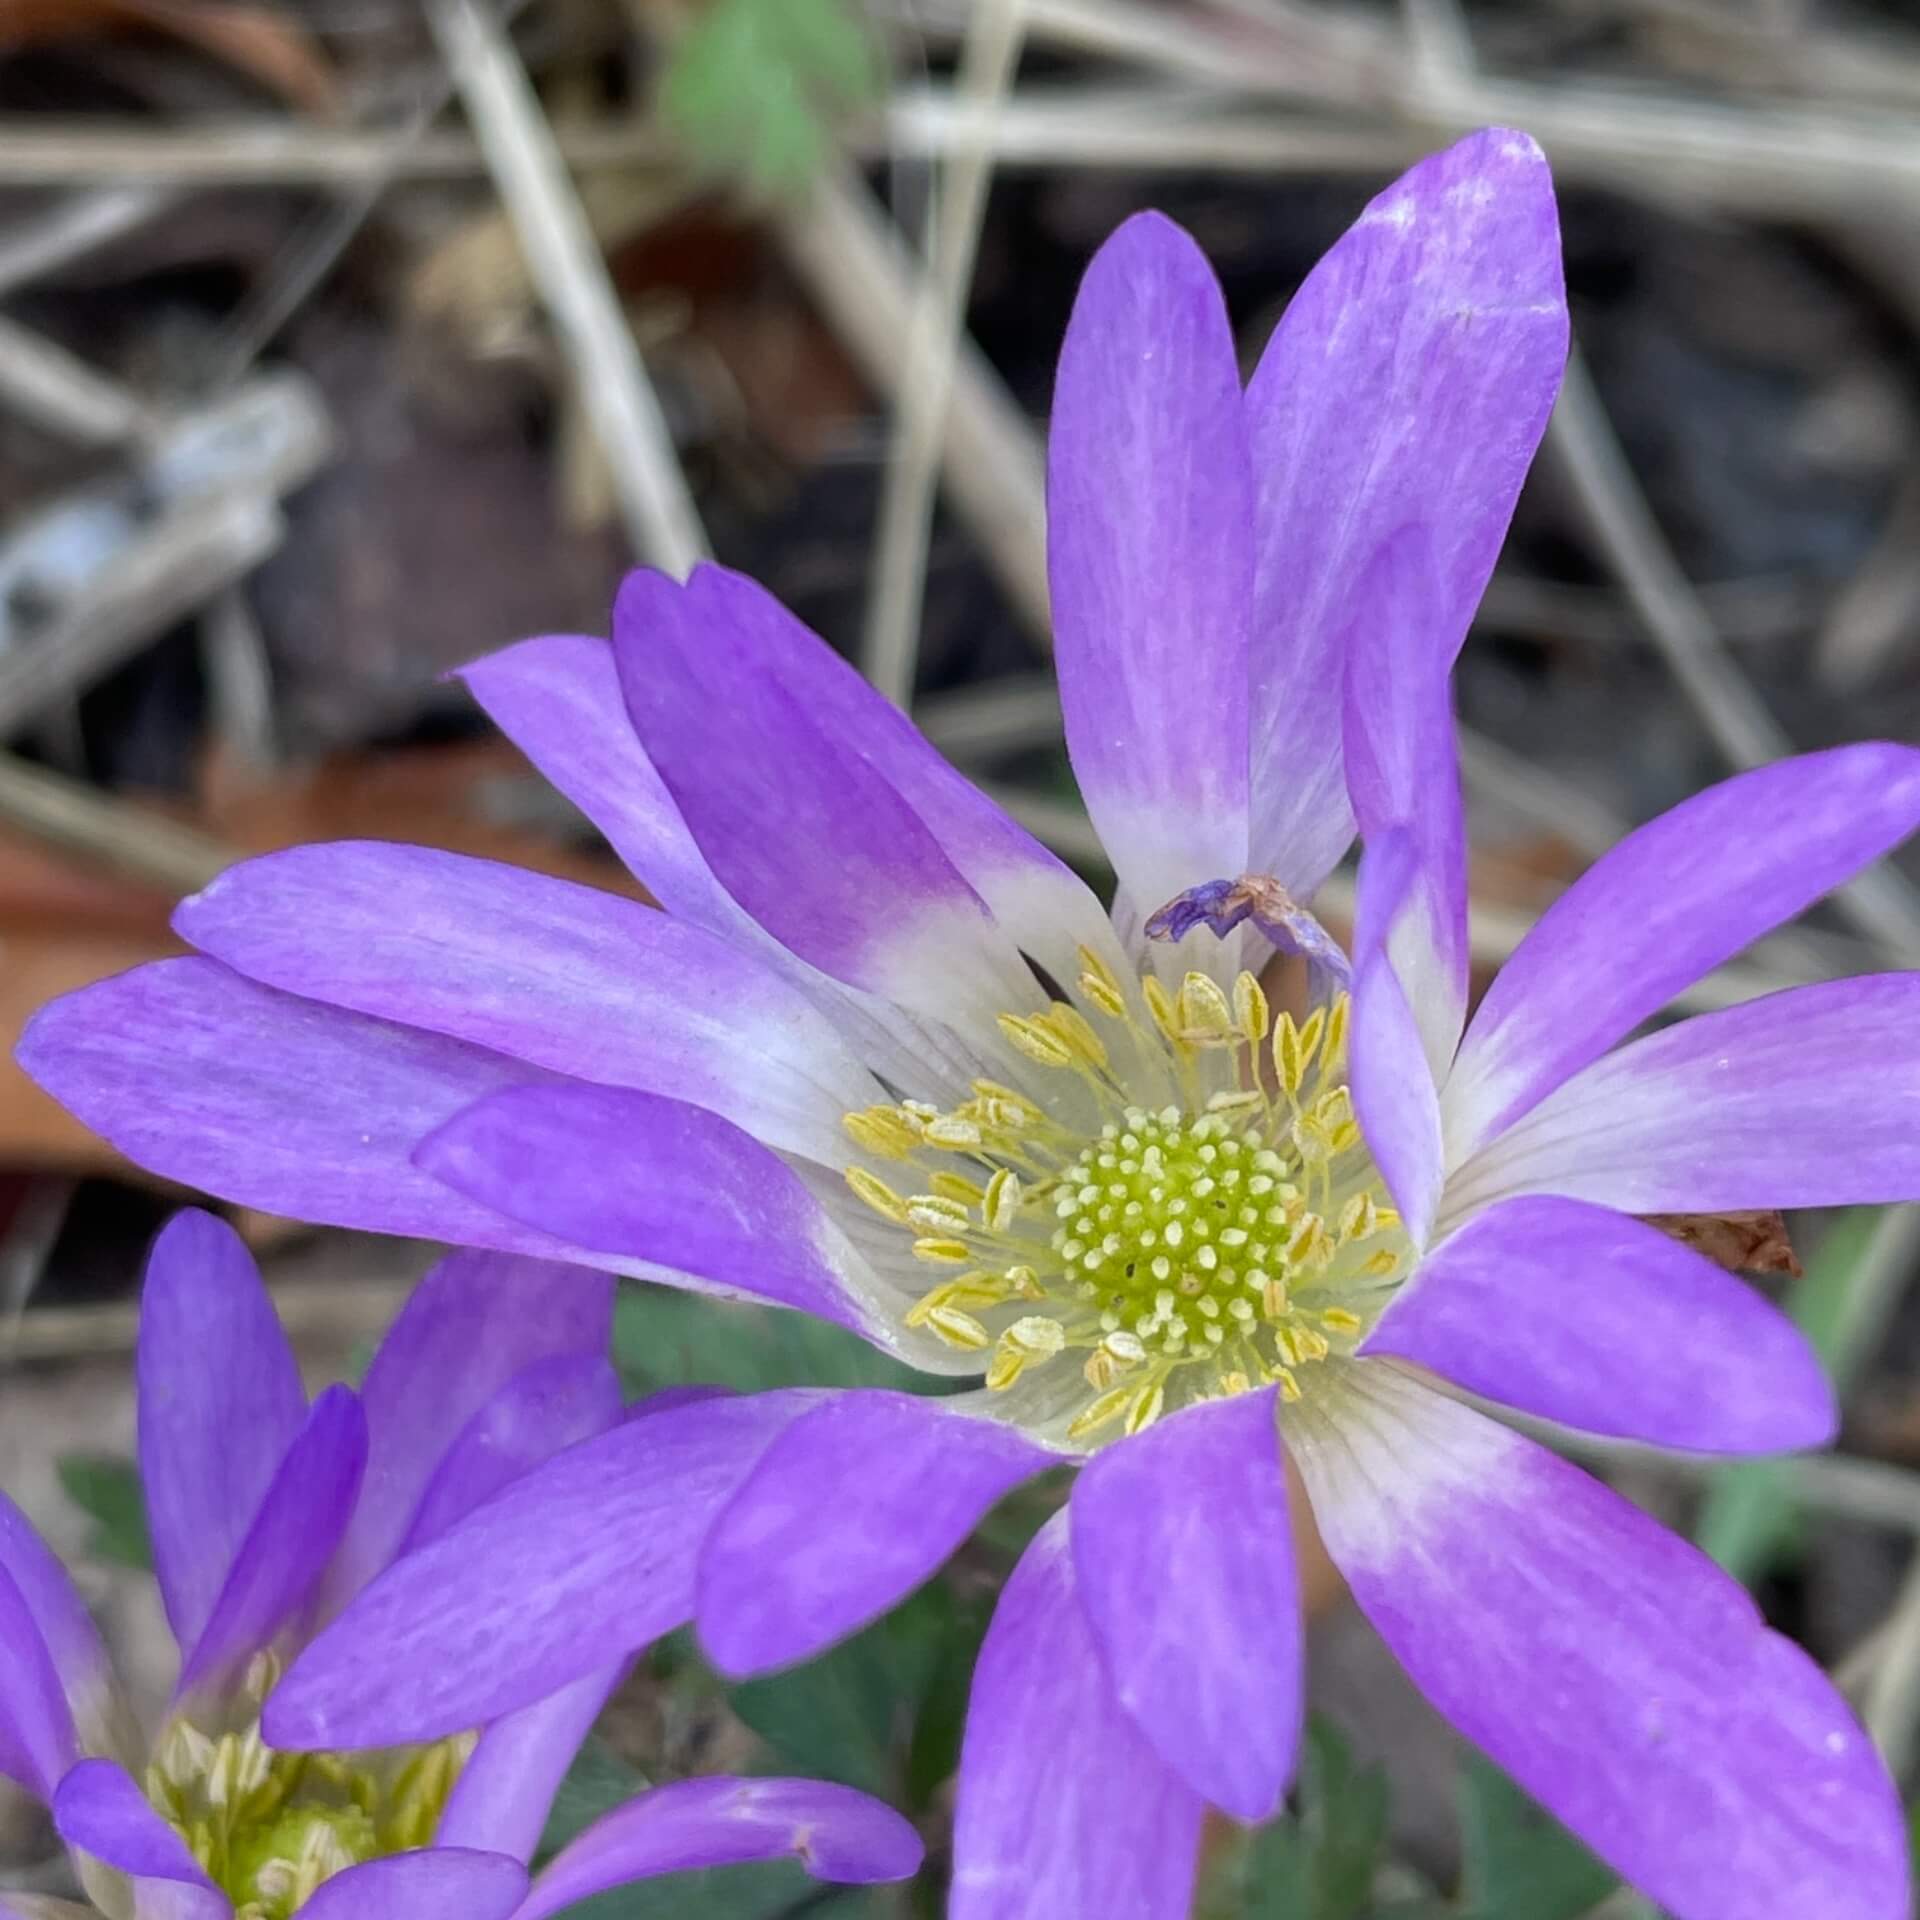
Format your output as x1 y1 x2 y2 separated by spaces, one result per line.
0 1213 920 1919
16 128 1920 1919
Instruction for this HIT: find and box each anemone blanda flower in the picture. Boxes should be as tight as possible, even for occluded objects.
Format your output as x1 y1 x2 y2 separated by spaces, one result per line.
0 1212 920 1920
17 127 1920 1919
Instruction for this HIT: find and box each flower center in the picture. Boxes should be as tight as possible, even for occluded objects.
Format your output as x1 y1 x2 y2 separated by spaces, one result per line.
843 949 1411 1443
144 1659 474 1919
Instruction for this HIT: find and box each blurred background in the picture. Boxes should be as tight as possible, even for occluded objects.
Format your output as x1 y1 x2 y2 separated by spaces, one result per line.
3 0 1920 1913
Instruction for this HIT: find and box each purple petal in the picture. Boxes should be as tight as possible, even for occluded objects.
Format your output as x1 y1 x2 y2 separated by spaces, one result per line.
457 633 754 940
1048 211 1252 910
294 1848 527 1920
1350 839 1445 1243
697 1392 1051 1676
1247 129 1565 896
1292 1365 1907 1920
1341 527 1468 1074
1445 743 1920 1159
418 1082 886 1335
617 565 1121 1003
1364 1196 1835 1452
0 1493 115 1762
400 1353 624 1553
52 1760 226 1920
435 1664 629 1865
175 843 879 1164
174 1386 366 1707
136 1210 306 1658
325 1253 612 1609
1447 973 1920 1219
614 568 1030 1025
264 1392 818 1749
515 1777 923 1920
14 959 603 1263
1071 1389 1300 1820
950 1512 1204 1920
0 1564 77 1797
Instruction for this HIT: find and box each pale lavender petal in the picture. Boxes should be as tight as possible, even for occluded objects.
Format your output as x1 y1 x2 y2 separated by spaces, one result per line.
1247 129 1565 896
52 1760 227 1920
1446 973 1920 1221
264 1392 818 1749
399 1354 623 1553
436 1664 628 1864
418 1082 891 1335
950 1512 1203 1920
175 843 880 1164
0 1494 114 1761
1445 743 1920 1160
0 1564 77 1796
514 1777 923 1920
457 633 749 938
697 1391 1051 1675
1364 1196 1834 1452
1351 838 1444 1243
615 568 1031 1029
174 1387 366 1706
294 1849 527 1920
136 1210 305 1657
1071 1389 1299 1820
1048 211 1252 910
14 960 605 1264
325 1253 612 1609
1292 1365 1906 1920
1341 526 1468 1074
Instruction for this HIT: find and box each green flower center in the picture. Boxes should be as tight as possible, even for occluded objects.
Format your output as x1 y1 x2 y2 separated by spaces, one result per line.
144 1665 474 1919
844 953 1413 1442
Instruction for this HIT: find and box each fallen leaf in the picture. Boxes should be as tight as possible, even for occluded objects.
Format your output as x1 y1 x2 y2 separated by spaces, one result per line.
1645 1209 1801 1277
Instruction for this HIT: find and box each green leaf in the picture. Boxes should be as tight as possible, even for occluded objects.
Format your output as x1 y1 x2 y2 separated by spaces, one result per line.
1197 1717 1388 1920
614 1285 947 1402
660 0 882 196
537 1736 651 1860
56 1453 151 1571
1695 1207 1887 1581
1454 1756 1616 1920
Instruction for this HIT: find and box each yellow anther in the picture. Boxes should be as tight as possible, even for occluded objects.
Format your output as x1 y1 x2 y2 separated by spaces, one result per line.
1320 1308 1363 1333
845 1167 909 1224
929 1171 986 1205
971 1080 1043 1124
923 1305 992 1350
1328 1120 1363 1155
1360 1248 1401 1277
1177 971 1235 1045
1142 974 1185 1048
1123 1377 1168 1436
923 1115 984 1150
906 1195 972 1234
1261 1277 1289 1318
1338 1193 1380 1241
999 1013 1076 1069
912 1237 972 1265
1292 1215 1332 1271
1324 993 1351 1070
905 1276 1004 1327
984 1167 1022 1232
843 1107 920 1160
1206 1087 1264 1114
1005 1263 1042 1298
1295 1327 1331 1362
1276 1366 1303 1404
1079 971 1128 1019
1068 1383 1136 1440
1273 1013 1311 1095
1077 943 1125 1000
1232 971 1271 1047
1042 1003 1110 1069
986 1315 1067 1390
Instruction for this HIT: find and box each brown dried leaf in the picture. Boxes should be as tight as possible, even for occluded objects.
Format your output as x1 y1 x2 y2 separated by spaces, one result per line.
1645 1209 1802 1277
